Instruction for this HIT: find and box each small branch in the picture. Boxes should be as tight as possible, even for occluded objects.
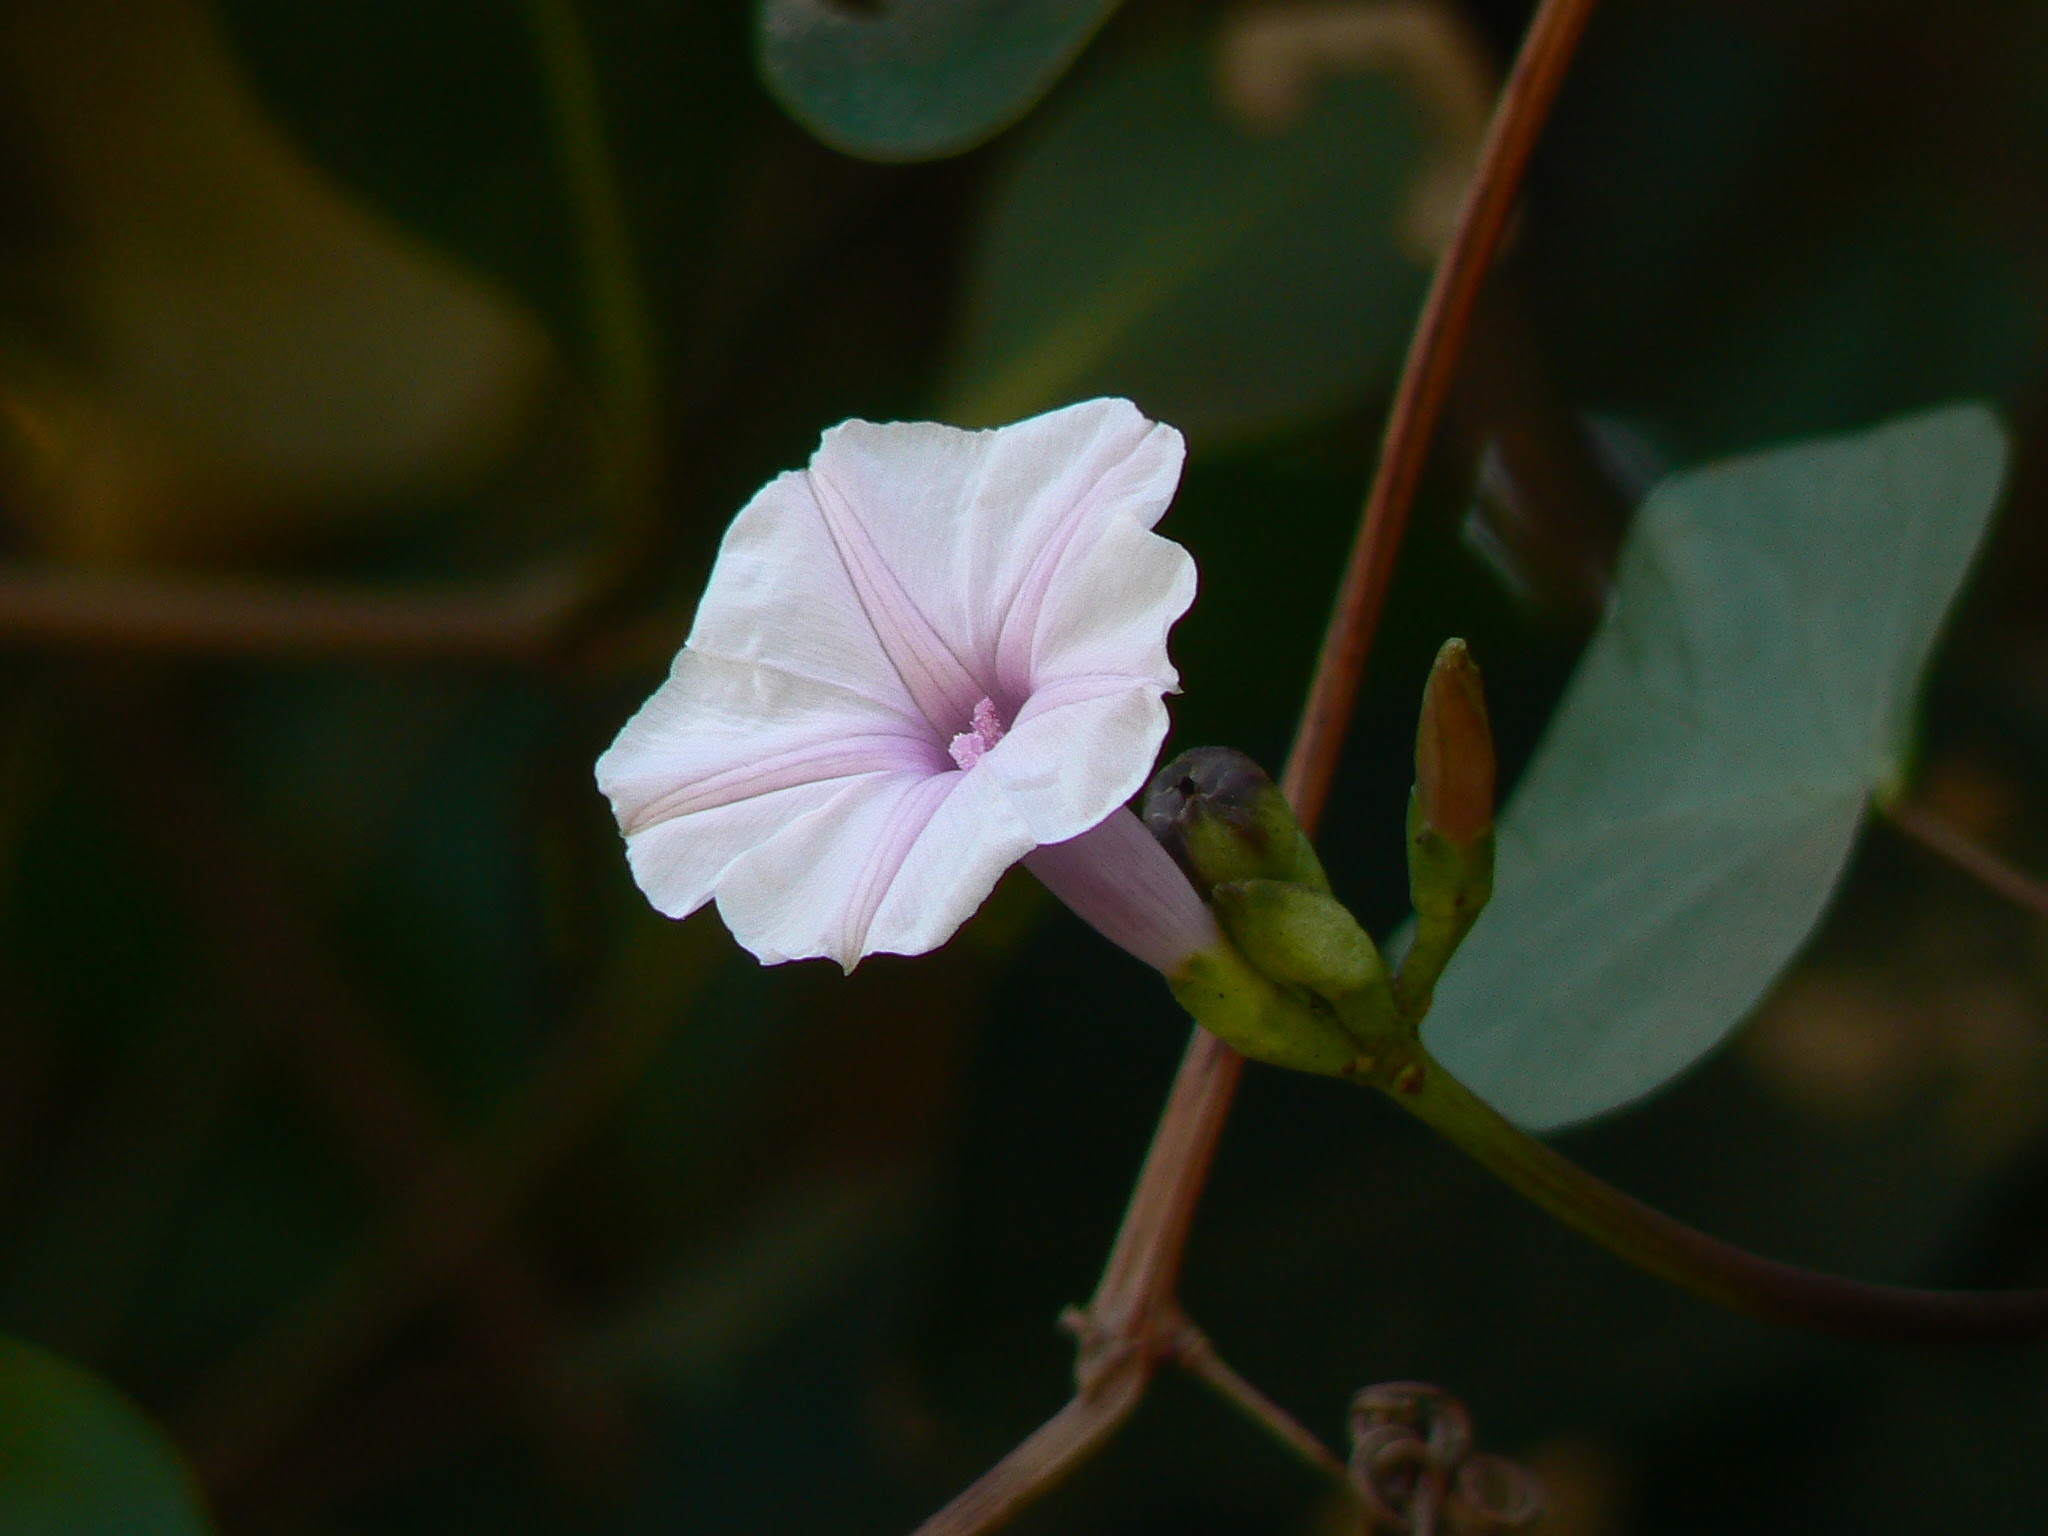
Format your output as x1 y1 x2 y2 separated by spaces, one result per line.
0 561 584 660
1286 0 1602 833
1884 799 2048 925
906 1034 1243 1530
903 1 1604 1530
1166 1312 1352 1484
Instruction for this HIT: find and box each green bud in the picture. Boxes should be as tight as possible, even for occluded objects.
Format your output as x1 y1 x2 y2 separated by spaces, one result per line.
1168 941 1370 1079
1143 747 1329 897
1394 642 1499 1022
1414 639 1496 851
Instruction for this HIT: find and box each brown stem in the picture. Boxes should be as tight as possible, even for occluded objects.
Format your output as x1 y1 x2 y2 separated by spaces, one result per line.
906 1 1603 1530
1884 799 2048 926
909 1375 1149 1536
1085 1030 1246 1341
909 1031 1244 1532
1286 0 1601 835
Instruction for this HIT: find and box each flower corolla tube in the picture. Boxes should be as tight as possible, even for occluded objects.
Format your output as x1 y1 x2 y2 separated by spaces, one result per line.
597 398 1224 976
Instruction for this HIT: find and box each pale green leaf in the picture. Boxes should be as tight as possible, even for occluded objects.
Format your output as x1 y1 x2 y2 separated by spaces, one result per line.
1422 403 2009 1130
0 1335 215 1536
756 0 1119 163
942 35 1430 440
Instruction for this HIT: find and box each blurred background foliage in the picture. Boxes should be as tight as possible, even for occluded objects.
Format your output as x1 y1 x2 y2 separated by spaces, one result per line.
3 0 2048 1532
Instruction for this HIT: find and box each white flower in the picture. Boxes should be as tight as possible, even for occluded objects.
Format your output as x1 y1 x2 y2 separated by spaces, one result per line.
597 398 1221 973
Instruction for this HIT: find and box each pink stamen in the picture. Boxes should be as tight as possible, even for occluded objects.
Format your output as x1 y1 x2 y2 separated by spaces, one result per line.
948 696 1007 771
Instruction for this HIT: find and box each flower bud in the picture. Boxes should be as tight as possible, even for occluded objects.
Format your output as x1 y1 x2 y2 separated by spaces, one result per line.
1143 747 1328 897
1210 878 1402 1045
1397 640 1498 1021
1414 639 1495 849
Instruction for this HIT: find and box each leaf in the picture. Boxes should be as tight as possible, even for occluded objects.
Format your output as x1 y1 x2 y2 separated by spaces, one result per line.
755 0 1120 162
0 1334 215 1535
1421 403 2009 1131
942 33 1433 442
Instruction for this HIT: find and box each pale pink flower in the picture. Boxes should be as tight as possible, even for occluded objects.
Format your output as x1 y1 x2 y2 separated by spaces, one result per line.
597 398 1221 973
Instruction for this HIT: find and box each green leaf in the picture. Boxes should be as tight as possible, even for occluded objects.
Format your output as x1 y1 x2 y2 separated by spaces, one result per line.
756 0 1119 162
942 35 1430 441
0 1335 215 1535
1421 403 2009 1130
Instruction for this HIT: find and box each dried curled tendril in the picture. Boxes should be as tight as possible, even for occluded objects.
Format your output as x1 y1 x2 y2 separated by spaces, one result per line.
1348 1383 1543 1536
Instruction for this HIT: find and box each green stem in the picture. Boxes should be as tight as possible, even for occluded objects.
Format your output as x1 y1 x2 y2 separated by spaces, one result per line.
1387 1048 2048 1343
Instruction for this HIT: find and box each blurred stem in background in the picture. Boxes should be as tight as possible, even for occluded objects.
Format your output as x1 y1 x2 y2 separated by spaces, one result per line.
522 0 660 580
1885 799 2048 926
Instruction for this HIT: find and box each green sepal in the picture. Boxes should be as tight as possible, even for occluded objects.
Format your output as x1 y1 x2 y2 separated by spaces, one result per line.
1212 879 1381 995
1168 941 1370 1079
1210 878 1404 1049
1396 788 1496 1021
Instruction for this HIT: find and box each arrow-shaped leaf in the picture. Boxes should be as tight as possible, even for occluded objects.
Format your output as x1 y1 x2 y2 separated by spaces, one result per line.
1423 403 2009 1130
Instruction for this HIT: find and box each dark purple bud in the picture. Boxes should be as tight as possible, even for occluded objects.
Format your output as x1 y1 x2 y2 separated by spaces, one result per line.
1142 747 1327 897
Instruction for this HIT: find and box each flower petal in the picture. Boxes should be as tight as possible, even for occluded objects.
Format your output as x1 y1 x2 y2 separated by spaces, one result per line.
1023 494 1196 694
684 467 929 723
618 780 857 921
598 648 944 830
985 676 1173 845
809 399 1186 710
598 648 946 919
602 400 1201 971
715 770 969 968
804 463 993 736
865 757 1038 958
